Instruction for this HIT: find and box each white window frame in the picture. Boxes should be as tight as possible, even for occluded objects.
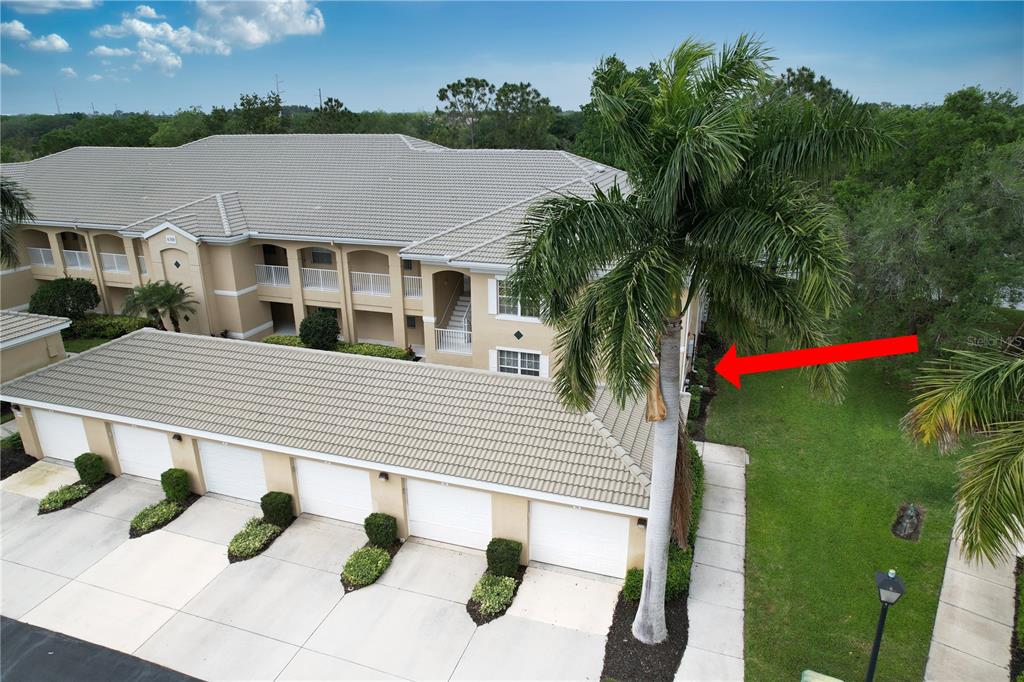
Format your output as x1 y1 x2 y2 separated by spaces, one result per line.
490 346 549 378
491 276 541 323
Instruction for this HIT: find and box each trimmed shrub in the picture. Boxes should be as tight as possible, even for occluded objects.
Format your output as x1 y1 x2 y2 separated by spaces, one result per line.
161 468 190 503
1 431 23 452
74 453 106 485
687 385 703 421
623 544 694 603
338 343 414 360
364 512 398 548
228 517 282 559
486 538 522 578
471 573 516 615
130 499 184 536
688 439 705 548
342 546 391 586
261 491 294 528
262 335 305 347
38 482 92 513
70 314 150 340
29 277 101 323
299 310 340 351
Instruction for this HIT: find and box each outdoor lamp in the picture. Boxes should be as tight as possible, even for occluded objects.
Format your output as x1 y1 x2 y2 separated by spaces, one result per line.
865 569 905 682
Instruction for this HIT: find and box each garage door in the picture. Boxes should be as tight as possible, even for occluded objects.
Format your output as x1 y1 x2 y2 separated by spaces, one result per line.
295 459 372 523
34 411 90 463
198 441 267 502
112 424 174 480
406 479 491 549
529 502 630 577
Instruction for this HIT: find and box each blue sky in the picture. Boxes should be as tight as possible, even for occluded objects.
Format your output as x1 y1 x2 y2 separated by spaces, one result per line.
1 1 1021 115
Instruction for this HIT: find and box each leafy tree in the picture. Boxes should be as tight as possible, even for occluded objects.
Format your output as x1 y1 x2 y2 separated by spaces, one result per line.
150 108 210 147
507 36 890 644
435 77 495 147
122 281 168 330
36 114 158 156
1 176 33 267
903 342 1024 563
488 82 557 148
230 92 285 135
299 309 340 350
572 56 658 167
302 97 356 134
771 66 851 106
29 277 100 322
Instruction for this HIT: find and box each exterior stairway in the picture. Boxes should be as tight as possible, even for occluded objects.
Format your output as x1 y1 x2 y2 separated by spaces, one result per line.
449 295 472 331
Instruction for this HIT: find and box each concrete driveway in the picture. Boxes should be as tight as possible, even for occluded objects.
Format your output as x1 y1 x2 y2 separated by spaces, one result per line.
1 465 620 681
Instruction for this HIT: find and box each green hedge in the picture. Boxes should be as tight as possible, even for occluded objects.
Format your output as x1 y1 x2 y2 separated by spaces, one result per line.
161 468 190 503
70 314 150 340
38 482 92 513
228 517 282 560
623 544 694 603
471 573 516 615
342 546 391 586
130 499 184 536
262 335 305 347
688 438 705 548
262 335 414 360
364 512 398 548
486 538 522 578
29 277 99 322
299 310 340 351
74 453 106 485
261 491 294 528
687 385 703 421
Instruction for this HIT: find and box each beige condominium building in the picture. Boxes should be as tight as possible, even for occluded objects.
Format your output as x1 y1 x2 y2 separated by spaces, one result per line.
0 134 707 378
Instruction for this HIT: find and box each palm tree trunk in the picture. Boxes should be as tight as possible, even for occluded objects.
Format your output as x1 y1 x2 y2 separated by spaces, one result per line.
147 308 166 331
168 310 181 333
631 315 683 645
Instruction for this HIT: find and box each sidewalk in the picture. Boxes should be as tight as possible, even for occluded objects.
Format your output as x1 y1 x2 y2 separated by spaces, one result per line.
676 441 747 681
923 515 1016 681
1 420 18 438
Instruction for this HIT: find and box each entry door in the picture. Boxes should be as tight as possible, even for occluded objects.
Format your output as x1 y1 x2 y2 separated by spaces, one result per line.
294 459 372 523
198 440 267 502
529 501 630 577
34 411 90 463
405 479 492 549
112 423 174 480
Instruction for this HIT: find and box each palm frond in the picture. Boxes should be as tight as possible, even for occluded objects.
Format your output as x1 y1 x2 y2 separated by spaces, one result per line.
1 176 34 267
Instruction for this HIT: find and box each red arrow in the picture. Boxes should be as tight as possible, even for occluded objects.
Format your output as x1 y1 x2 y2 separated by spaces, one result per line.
715 335 919 389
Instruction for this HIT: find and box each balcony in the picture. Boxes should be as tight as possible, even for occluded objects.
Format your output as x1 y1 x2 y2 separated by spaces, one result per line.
350 271 390 296
255 264 290 287
301 267 339 292
403 275 423 298
63 250 91 271
100 252 131 273
27 247 55 267
435 328 472 355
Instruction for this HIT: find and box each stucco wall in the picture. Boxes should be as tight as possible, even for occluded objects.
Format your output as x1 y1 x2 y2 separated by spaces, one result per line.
0 333 65 383
491 493 530 563
0 267 38 310
370 471 409 538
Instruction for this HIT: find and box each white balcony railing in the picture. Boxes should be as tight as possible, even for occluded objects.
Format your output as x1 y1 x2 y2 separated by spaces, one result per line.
403 275 423 298
64 249 91 270
301 267 340 292
435 328 472 355
100 252 130 273
255 264 290 287
137 256 149 276
350 271 390 296
27 247 54 267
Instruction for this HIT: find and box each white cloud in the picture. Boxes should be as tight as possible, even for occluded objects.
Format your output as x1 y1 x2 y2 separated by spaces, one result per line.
136 38 182 75
60 66 77 78
27 33 71 52
87 73 102 81
0 20 32 40
4 0 98 13
135 5 163 19
90 44 133 57
0 63 21 76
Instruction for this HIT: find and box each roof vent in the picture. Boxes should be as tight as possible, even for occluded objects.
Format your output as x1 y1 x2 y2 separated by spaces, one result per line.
593 165 605 173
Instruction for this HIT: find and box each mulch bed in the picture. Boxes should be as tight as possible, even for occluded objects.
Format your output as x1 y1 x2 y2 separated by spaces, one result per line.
601 593 690 682
340 541 403 592
466 565 528 626
128 494 200 539
1012 558 1023 681
1 441 36 481
37 474 115 515
227 515 294 563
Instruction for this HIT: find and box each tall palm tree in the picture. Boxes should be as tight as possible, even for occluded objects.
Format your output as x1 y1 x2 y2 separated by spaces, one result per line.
903 342 1024 563
1 176 34 267
122 282 168 331
156 281 198 333
507 37 891 644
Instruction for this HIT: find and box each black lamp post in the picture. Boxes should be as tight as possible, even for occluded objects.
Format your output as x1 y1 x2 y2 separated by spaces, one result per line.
865 568 906 682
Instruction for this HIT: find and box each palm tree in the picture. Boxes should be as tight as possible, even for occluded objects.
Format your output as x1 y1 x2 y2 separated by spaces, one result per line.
123 280 198 332
903 342 1024 564
156 281 198 333
507 37 891 644
1 176 34 267
123 282 168 330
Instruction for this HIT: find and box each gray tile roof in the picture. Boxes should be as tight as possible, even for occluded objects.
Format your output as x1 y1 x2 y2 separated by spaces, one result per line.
1 329 651 509
0 311 71 349
2 135 626 264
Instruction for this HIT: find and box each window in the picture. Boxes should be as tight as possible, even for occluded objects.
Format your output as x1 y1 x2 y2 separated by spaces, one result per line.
309 248 333 265
406 315 417 329
402 260 413 271
497 279 540 318
498 349 541 376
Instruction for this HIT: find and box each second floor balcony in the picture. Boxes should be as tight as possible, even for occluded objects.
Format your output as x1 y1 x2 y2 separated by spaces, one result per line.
99 252 131 273
255 263 290 288
63 249 92 271
350 271 390 296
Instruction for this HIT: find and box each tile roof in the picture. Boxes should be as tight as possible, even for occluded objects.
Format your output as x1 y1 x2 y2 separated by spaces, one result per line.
1 135 627 264
0 311 71 349
1 329 652 509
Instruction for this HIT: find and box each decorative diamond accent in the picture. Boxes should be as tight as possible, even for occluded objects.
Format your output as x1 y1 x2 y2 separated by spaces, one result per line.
173 260 182 269
513 330 523 340
183 315 190 322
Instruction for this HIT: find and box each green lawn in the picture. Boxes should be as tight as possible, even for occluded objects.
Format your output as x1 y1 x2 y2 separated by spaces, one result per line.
63 337 110 353
705 362 958 682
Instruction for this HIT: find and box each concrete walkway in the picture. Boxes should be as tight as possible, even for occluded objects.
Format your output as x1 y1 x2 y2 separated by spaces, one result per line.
677 441 747 682
923 515 1017 681
0 419 18 438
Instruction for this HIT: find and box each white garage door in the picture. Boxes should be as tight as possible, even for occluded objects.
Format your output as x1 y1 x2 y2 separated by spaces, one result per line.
529 502 630 577
112 423 174 480
295 459 372 523
198 441 267 502
34 411 90 463
406 479 492 549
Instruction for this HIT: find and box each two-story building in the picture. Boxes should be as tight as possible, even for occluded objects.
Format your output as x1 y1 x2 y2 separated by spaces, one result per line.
1 134 706 377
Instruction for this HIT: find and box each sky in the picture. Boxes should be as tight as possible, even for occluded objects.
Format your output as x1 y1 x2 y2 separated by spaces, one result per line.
0 1 1021 115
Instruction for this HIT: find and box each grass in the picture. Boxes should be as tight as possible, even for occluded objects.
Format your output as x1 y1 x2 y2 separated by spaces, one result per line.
705 361 957 682
63 337 109 353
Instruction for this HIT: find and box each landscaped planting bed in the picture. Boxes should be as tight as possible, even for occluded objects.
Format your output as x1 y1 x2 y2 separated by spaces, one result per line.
226 491 295 562
1012 558 1023 682
129 468 198 538
37 453 113 514
1 432 36 480
466 538 527 625
340 512 402 592
262 335 415 360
